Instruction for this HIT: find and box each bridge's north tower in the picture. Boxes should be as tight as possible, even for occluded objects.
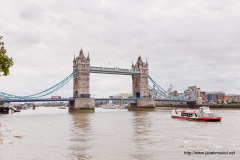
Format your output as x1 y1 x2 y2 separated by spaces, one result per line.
73 49 90 98
70 49 95 111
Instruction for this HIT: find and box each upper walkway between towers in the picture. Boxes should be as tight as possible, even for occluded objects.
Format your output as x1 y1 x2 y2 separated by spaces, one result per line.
90 66 140 75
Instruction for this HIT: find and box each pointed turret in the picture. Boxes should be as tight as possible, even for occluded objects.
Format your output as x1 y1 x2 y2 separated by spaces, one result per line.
73 54 76 61
136 54 143 65
79 48 86 59
146 59 148 65
132 61 134 67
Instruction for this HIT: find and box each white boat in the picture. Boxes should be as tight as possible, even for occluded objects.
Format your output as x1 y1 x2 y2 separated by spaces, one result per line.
171 106 221 121
101 104 119 109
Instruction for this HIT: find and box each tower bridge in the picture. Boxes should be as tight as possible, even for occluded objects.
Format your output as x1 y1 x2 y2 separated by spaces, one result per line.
0 48 198 111
70 49 155 111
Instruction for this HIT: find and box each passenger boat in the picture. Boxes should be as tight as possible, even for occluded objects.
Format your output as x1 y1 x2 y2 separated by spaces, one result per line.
171 107 221 121
101 104 119 109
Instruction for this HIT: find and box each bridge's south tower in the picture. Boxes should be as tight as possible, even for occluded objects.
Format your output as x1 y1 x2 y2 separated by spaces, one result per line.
73 49 90 98
132 55 149 98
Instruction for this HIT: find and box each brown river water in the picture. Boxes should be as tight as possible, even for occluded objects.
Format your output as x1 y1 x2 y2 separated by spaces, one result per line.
0 107 239 160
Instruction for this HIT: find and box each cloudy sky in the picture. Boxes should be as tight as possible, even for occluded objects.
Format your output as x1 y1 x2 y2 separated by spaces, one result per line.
0 0 240 98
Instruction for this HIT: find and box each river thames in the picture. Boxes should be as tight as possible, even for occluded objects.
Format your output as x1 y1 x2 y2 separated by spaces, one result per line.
0 107 239 160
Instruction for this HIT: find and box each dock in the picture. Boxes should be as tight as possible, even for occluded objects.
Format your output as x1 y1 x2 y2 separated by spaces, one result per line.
0 106 20 114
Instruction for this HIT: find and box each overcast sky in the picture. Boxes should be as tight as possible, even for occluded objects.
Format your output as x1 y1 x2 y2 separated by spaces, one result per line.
1 0 240 98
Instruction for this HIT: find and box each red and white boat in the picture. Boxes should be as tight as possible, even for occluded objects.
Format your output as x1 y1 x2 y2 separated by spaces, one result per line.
171 107 221 121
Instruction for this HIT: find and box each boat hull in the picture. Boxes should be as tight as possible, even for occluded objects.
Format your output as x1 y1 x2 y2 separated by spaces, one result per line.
172 116 221 121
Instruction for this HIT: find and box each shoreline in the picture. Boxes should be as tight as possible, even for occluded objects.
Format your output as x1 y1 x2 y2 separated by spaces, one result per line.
200 104 240 109
156 104 240 109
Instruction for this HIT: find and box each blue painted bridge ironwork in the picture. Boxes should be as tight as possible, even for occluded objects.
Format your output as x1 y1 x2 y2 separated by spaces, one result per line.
94 98 137 104
0 98 76 103
0 98 196 103
0 70 199 103
154 99 196 102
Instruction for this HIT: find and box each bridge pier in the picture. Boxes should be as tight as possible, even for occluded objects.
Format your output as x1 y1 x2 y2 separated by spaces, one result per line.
128 98 155 110
69 98 95 112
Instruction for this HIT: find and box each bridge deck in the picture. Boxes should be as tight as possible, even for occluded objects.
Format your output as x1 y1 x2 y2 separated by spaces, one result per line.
0 98 196 103
154 99 196 102
90 66 140 75
0 98 75 103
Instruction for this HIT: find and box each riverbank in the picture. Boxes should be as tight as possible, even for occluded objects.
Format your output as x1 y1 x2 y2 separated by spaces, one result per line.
200 104 240 108
156 104 240 108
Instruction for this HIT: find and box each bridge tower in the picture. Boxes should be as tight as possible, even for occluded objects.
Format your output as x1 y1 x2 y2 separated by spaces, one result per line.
73 48 90 98
70 48 95 111
132 55 149 98
130 55 155 109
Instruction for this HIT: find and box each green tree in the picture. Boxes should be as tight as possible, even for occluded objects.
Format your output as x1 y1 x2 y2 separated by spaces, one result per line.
0 36 14 76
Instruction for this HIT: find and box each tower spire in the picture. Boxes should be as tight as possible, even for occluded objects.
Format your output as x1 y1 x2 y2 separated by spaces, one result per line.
79 48 86 59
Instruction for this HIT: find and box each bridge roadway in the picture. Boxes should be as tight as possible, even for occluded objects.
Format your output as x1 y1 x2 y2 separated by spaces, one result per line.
0 98 196 103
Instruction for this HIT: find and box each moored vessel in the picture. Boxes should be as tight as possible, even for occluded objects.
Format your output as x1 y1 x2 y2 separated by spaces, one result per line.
171 107 221 121
101 104 119 109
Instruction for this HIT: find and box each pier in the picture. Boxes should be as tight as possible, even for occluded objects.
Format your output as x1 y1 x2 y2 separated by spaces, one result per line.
0 105 20 114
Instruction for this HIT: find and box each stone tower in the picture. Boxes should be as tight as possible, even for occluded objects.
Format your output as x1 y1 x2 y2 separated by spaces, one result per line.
73 48 91 98
132 55 149 98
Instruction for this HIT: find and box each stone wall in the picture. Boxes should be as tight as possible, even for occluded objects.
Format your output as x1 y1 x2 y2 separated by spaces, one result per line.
69 98 95 112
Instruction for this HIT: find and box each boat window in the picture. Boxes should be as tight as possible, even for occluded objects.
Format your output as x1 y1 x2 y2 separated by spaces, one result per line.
203 113 209 117
208 113 214 117
197 113 204 117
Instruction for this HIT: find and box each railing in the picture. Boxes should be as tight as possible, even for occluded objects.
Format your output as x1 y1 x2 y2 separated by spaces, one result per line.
0 98 75 102
94 98 137 104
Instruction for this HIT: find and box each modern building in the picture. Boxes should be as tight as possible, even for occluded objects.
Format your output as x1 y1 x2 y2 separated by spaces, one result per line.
227 94 240 102
206 91 225 102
